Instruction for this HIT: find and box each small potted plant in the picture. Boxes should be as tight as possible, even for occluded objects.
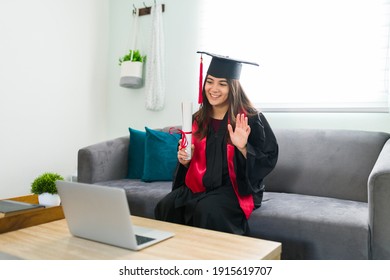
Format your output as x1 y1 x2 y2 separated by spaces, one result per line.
31 172 64 206
119 49 146 89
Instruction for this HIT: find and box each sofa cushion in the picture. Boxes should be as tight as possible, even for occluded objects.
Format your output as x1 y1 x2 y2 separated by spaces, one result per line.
127 127 180 182
264 129 390 202
249 192 369 259
96 179 171 219
127 128 146 179
142 127 180 182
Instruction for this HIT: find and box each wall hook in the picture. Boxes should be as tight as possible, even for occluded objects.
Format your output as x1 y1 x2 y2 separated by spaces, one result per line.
137 2 165 16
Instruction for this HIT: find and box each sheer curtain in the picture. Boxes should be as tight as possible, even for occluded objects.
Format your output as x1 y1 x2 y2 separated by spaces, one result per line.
198 0 390 112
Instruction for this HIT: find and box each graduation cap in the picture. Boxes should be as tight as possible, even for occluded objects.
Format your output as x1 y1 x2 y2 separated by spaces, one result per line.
197 51 259 103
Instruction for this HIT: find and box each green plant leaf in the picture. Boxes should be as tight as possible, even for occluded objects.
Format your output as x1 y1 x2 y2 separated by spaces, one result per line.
118 49 146 65
31 172 64 194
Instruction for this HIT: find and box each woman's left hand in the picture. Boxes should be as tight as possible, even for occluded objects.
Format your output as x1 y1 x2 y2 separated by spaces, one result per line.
228 113 251 154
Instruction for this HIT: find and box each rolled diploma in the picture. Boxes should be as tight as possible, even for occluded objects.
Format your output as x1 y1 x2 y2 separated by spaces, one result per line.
181 102 193 160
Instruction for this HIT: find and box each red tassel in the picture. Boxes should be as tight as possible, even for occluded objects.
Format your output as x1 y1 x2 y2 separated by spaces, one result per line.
198 55 203 104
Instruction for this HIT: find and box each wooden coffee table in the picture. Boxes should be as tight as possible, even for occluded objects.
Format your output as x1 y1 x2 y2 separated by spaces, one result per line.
0 215 281 260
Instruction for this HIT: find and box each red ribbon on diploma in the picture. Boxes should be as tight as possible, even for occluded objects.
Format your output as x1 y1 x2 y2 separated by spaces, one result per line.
169 128 191 149
179 130 191 149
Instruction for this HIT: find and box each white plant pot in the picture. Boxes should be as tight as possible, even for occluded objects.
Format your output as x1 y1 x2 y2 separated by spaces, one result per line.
120 61 144 88
38 193 61 207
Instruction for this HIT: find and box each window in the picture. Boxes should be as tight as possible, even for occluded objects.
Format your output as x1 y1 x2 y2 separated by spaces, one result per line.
198 0 390 112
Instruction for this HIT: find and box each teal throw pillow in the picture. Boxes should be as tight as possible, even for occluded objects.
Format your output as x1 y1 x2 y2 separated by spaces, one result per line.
127 128 146 179
142 127 180 182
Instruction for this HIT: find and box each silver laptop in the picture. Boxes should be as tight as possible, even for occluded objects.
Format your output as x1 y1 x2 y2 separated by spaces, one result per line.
56 180 174 250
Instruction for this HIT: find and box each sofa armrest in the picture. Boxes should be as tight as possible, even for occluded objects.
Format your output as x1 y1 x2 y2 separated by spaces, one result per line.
368 138 390 259
77 136 129 183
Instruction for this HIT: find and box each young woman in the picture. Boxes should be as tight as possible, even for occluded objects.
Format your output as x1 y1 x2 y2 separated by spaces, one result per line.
155 52 279 235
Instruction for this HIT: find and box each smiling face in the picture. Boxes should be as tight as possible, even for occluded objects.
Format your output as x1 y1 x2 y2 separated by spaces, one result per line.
204 75 230 115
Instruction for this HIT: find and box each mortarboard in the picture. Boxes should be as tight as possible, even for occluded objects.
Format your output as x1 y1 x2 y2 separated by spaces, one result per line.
197 51 259 103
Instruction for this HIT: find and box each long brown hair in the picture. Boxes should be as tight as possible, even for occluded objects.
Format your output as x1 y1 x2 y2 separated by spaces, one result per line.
194 76 258 139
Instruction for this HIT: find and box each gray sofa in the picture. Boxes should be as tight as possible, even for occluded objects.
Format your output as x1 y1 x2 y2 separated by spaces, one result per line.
77 128 390 260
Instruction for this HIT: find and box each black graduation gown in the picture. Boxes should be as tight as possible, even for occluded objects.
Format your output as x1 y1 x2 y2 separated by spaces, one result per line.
154 112 278 235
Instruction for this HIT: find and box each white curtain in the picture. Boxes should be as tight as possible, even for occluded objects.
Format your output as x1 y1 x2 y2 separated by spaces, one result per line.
199 0 390 112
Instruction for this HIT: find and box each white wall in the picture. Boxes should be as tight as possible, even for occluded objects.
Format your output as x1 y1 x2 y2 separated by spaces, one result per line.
0 0 109 198
106 0 201 137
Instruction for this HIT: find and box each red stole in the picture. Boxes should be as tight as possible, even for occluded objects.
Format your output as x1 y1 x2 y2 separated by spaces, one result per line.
185 120 254 219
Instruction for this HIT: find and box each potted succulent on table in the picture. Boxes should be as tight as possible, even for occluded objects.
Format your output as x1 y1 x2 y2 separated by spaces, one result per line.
31 172 64 207
119 49 146 89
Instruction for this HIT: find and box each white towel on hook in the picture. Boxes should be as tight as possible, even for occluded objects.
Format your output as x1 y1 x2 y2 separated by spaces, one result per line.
145 3 165 111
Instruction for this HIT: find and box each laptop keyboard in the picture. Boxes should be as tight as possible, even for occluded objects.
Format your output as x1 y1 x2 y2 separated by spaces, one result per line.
135 234 155 245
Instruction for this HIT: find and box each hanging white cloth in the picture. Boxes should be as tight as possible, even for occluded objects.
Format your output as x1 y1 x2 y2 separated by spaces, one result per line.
145 3 165 111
